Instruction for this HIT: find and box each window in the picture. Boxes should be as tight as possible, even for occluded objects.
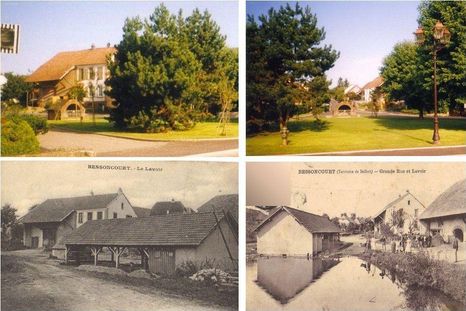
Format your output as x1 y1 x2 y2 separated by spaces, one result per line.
408 200 411 205
414 209 418 218
87 212 93 221
97 85 103 97
78 212 83 224
89 68 95 80
78 68 85 81
97 211 103 220
126 215 132 218
97 67 103 80
113 212 118 219
121 203 124 210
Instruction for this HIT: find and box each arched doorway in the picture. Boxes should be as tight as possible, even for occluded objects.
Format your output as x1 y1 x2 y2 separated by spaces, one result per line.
453 228 463 242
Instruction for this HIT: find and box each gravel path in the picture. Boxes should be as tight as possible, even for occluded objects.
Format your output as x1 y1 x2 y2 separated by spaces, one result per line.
2 249 233 311
38 130 238 157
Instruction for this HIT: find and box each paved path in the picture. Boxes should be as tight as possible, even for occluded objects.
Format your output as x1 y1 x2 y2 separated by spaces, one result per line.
38 130 238 157
301 145 466 156
2 249 233 311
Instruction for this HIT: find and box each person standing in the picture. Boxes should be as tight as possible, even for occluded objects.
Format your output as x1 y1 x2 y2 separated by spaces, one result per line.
453 237 459 263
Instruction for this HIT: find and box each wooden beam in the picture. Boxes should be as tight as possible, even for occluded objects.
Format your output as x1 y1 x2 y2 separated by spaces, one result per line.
90 247 102 266
65 245 69 264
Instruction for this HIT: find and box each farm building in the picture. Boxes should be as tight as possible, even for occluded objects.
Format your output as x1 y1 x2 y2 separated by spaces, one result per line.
62 211 238 275
25 44 116 116
18 188 137 257
420 179 466 242
254 206 340 256
198 194 238 213
373 190 426 235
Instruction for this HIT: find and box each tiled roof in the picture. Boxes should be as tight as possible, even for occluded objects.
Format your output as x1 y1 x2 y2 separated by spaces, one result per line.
150 201 188 215
63 212 224 246
19 193 118 224
26 47 116 82
255 206 341 234
420 179 466 220
132 207 151 218
362 76 384 90
197 194 238 223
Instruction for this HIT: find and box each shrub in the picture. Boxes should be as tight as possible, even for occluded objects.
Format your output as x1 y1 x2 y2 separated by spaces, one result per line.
12 114 48 135
1 119 40 156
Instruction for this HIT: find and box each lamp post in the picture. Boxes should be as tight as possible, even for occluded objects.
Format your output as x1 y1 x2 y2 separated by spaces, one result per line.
414 21 451 144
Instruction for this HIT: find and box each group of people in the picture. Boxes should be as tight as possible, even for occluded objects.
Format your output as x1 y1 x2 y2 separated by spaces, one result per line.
365 233 433 254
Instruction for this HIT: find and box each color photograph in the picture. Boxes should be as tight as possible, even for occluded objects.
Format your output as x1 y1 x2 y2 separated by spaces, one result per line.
1 1 238 157
246 1 466 156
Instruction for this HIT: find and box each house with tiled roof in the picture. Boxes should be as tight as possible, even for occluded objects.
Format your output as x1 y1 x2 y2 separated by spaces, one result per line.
254 206 340 256
373 190 426 235
420 179 466 242
361 76 384 102
25 44 116 117
19 188 137 254
62 211 238 274
150 200 193 216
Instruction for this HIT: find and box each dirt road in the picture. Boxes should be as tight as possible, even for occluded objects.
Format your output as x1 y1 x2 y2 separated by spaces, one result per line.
38 130 238 157
1 250 234 311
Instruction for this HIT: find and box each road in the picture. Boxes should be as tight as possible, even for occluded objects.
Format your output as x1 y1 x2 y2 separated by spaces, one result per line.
1 249 233 311
38 130 238 157
304 145 466 156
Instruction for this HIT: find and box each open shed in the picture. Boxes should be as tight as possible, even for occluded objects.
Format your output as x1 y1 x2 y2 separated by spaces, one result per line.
62 211 238 275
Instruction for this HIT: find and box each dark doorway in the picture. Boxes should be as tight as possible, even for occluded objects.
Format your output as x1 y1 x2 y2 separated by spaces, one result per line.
453 228 464 242
31 237 39 248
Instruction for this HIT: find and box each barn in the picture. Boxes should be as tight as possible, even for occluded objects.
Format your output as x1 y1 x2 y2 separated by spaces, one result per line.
62 211 238 275
254 206 340 257
420 179 466 243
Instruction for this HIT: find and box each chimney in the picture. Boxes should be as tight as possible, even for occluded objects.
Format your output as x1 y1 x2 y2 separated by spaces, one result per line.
118 187 123 194
106 42 111 48
90 191 94 196
91 43 95 50
171 198 175 202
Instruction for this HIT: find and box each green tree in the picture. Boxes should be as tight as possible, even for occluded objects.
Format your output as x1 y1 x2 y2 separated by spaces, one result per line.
0 72 32 106
381 42 428 118
107 5 234 132
417 1 466 114
68 85 86 102
246 3 339 134
1 204 17 237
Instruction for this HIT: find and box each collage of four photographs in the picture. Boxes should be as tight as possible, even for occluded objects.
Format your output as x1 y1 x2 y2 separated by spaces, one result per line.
1 1 465 311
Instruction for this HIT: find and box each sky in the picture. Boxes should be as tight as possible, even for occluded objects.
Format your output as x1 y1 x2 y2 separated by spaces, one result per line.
247 1 420 87
247 162 465 218
1 1 238 75
1 161 238 217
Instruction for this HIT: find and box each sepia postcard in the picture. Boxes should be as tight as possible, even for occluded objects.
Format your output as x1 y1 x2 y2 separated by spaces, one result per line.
246 162 466 311
1 161 238 311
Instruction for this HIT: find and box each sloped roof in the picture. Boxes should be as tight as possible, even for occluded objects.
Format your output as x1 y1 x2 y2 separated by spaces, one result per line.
362 76 384 90
197 194 238 223
19 193 118 224
150 201 187 216
373 191 425 220
26 47 116 82
254 206 341 234
132 207 151 218
63 212 224 246
420 179 466 220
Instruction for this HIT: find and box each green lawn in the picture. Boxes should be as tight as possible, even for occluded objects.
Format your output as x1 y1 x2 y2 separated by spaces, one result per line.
49 118 238 140
246 116 466 155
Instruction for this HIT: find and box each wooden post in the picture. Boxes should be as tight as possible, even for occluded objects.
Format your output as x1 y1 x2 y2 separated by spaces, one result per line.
91 247 102 266
109 247 126 269
65 245 69 264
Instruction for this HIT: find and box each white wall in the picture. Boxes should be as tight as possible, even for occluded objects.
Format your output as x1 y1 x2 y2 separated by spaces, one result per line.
382 193 427 234
31 226 43 248
76 208 107 228
107 193 137 219
257 210 313 256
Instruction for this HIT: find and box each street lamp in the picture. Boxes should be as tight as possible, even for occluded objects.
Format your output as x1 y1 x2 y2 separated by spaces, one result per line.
414 21 451 144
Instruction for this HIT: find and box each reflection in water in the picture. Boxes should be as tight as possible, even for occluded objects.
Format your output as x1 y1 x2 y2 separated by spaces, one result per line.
256 256 340 304
247 256 465 311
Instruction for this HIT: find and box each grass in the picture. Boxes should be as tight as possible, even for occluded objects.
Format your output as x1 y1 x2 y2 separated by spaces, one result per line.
49 117 238 141
247 116 466 155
